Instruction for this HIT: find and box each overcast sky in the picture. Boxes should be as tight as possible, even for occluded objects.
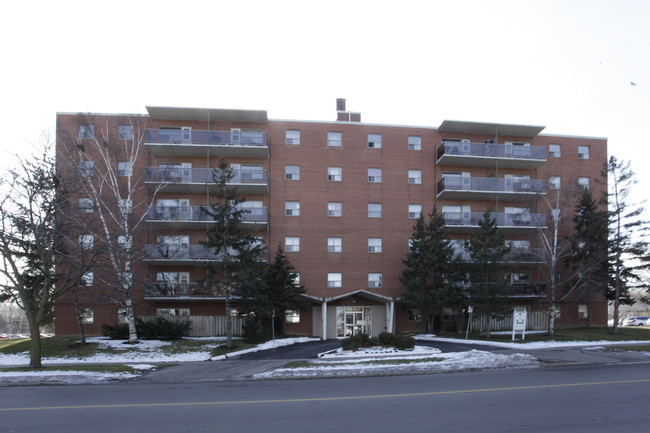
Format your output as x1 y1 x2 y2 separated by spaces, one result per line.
2 0 649 196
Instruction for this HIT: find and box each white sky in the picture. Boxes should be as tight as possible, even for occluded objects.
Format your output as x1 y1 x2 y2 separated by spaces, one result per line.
2 0 649 192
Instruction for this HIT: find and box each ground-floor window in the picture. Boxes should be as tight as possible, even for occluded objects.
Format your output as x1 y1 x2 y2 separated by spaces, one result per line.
408 309 422 322
156 308 190 317
336 306 372 338
285 310 300 324
80 308 94 324
578 304 588 319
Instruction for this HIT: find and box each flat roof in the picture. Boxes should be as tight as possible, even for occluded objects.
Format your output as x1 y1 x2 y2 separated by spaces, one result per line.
438 120 545 137
146 106 268 123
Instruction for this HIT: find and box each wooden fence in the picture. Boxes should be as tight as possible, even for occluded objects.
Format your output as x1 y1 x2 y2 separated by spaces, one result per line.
468 310 548 333
140 315 244 337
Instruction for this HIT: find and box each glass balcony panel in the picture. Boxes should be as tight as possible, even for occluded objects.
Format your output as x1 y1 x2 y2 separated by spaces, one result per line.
145 129 267 146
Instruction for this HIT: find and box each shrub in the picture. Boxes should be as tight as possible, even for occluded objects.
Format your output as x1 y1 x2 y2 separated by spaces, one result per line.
394 334 416 350
103 317 191 340
378 331 394 345
341 333 371 351
102 323 129 340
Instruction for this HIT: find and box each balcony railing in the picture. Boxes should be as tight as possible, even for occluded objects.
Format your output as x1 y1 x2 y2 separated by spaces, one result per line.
442 212 546 228
508 282 546 297
144 282 220 298
145 167 267 184
145 206 268 224
144 244 267 262
436 141 546 169
145 129 267 146
452 247 545 263
437 177 546 196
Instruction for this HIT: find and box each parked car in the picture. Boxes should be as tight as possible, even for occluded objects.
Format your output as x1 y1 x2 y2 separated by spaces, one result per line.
622 316 650 326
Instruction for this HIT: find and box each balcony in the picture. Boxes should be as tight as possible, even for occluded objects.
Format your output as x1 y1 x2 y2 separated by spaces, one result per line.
442 211 547 233
452 247 545 265
145 205 268 229
508 282 546 298
144 282 223 299
145 167 268 194
436 141 546 169
144 244 268 265
145 129 268 158
437 177 546 201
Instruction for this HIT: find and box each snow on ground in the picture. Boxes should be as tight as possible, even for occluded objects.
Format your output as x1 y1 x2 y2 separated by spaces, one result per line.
414 334 650 349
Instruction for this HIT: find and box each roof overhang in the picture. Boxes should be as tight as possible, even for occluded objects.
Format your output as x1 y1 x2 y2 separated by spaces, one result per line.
438 120 545 137
146 106 268 123
324 290 395 303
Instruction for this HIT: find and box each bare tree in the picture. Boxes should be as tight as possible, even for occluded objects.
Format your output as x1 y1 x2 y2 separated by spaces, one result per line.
59 115 163 343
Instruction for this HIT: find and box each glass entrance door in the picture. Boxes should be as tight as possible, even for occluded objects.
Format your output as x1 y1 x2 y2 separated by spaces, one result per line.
337 307 372 338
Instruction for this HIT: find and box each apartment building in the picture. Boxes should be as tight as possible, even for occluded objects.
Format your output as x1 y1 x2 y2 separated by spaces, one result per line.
54 100 608 338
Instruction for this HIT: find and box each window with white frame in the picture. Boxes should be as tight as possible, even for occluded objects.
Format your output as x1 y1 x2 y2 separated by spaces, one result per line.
549 143 561 157
328 132 342 147
285 310 300 323
118 235 132 250
408 309 422 322
368 238 382 253
327 273 342 288
81 272 94 286
408 170 422 184
78 198 94 213
79 234 93 250
119 272 133 288
408 136 422 150
549 176 561 190
118 198 133 214
551 208 561 222
578 304 588 319
157 308 190 317
285 237 300 252
285 201 300 216
118 125 134 140
578 145 590 159
328 202 342 217
328 237 342 252
408 204 422 219
80 160 94 176
368 133 382 148
79 124 94 140
285 165 300 180
293 272 301 287
328 166 342 181
368 203 382 218
578 177 590 189
368 168 382 183
285 130 300 145
368 273 382 288
118 161 133 176
117 308 128 324
80 308 94 324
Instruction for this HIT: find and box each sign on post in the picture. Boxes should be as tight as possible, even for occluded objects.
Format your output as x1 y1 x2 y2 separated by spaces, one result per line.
512 309 527 341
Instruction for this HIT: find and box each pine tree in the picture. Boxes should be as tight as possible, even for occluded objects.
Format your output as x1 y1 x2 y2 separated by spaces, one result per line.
200 158 266 348
465 211 511 338
400 206 464 333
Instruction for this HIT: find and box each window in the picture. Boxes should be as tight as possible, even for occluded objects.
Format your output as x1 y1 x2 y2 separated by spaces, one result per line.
79 234 93 250
549 144 561 157
328 132 342 147
79 124 94 140
368 238 382 253
118 161 133 176
285 165 300 180
285 237 300 252
368 168 382 183
118 198 133 214
327 273 342 288
368 133 382 148
285 201 300 216
368 273 382 288
118 235 132 250
408 204 422 219
80 160 94 176
578 145 590 159
117 308 128 324
78 198 93 213
285 310 300 323
119 272 133 288
408 136 422 151
118 125 134 140
408 170 422 184
157 308 190 317
80 272 94 286
328 166 342 181
578 304 588 319
551 208 561 222
549 176 561 190
408 309 422 322
293 272 301 287
285 130 300 145
80 308 94 324
328 237 342 252
328 202 342 217
578 177 590 189
368 203 382 218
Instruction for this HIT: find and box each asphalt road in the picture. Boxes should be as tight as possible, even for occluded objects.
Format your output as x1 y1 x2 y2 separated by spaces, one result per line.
2 362 649 432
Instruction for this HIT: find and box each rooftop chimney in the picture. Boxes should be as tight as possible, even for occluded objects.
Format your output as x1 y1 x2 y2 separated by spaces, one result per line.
335 98 361 122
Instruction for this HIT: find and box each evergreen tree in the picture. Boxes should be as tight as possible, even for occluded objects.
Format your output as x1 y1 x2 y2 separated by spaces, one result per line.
200 158 266 347
400 206 464 333
465 211 511 338
605 156 650 333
